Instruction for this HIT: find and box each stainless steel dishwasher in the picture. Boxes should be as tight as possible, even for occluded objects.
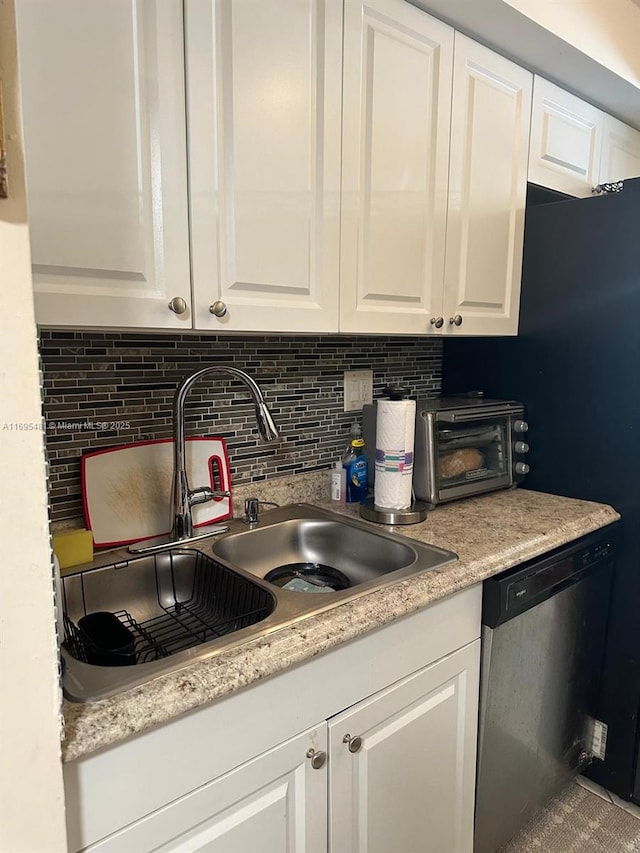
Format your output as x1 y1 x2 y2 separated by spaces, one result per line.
474 524 618 853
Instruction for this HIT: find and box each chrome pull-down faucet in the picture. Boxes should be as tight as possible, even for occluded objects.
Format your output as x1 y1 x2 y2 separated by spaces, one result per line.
172 366 278 541
129 366 278 555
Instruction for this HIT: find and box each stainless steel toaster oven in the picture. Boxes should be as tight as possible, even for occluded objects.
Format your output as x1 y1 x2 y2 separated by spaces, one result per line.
413 398 529 507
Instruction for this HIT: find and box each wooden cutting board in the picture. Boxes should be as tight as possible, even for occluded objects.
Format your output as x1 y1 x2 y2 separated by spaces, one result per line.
81 437 232 547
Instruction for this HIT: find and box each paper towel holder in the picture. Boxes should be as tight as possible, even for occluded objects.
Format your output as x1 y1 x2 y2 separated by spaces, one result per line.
359 386 429 525
382 384 410 401
359 496 429 525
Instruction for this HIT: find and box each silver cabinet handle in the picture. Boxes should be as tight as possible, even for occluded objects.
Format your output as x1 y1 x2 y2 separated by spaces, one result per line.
306 748 327 770
168 297 188 315
430 316 444 328
342 733 363 753
209 301 228 318
449 314 463 326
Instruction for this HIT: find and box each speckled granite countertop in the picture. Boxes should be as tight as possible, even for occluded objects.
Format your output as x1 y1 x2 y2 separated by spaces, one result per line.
62 487 619 763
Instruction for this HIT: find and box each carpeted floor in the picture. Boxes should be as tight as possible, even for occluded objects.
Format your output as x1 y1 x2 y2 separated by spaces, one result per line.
500 781 640 852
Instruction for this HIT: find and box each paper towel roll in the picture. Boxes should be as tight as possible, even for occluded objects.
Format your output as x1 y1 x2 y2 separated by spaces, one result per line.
374 399 416 509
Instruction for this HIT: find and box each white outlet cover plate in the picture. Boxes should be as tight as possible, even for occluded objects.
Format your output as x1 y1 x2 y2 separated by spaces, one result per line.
344 370 373 412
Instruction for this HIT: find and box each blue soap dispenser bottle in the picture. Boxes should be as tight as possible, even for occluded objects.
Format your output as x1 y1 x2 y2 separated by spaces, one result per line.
343 422 368 503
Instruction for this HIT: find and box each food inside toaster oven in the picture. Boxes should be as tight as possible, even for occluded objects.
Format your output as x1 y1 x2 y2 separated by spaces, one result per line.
438 448 485 479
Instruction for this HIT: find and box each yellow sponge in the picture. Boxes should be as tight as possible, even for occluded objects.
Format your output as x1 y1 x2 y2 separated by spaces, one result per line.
52 529 94 570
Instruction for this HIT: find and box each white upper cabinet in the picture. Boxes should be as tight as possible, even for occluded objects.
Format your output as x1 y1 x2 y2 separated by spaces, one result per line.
599 114 640 183
17 0 192 329
339 0 454 335
443 35 532 336
24 0 634 336
186 0 342 333
529 76 604 197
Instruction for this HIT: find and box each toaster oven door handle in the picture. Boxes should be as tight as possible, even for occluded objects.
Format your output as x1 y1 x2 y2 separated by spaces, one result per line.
437 408 518 423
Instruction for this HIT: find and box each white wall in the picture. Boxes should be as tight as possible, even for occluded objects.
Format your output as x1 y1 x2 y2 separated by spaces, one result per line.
504 0 640 88
0 0 68 849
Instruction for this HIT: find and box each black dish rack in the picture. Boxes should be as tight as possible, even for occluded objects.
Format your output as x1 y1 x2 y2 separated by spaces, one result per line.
62 549 275 666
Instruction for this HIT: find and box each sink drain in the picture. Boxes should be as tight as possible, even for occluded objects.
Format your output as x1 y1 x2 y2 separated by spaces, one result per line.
264 563 350 592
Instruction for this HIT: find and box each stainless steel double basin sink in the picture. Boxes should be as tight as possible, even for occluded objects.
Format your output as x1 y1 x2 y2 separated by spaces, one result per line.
61 504 457 702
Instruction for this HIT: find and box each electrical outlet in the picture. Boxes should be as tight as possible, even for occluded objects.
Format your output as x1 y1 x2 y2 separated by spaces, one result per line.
344 370 373 412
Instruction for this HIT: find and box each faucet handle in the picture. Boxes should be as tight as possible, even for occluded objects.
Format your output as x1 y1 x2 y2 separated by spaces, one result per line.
190 486 231 507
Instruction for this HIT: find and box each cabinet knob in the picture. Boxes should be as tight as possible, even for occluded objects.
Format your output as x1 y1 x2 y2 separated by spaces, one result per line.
430 316 444 329
168 297 188 315
449 314 463 326
342 733 363 753
209 301 228 318
306 748 327 770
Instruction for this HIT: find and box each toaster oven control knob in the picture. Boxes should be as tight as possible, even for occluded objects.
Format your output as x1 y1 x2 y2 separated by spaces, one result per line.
513 420 529 433
515 462 530 475
514 441 529 454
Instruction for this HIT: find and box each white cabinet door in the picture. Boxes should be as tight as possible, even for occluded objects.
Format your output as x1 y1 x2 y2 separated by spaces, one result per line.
16 0 192 329
599 114 640 183
444 35 532 337
186 0 342 333
85 725 328 853
328 640 480 853
529 76 604 197
339 0 454 334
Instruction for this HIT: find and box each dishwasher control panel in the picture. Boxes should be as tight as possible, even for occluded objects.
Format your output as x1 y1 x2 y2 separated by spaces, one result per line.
482 525 618 628
580 540 613 567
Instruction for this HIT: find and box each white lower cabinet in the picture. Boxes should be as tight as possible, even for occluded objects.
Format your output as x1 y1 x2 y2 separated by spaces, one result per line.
78 641 479 853
329 641 479 853
65 587 482 853
85 725 328 853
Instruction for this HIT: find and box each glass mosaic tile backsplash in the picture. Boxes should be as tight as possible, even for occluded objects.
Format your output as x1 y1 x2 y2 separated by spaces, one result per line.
39 330 442 523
